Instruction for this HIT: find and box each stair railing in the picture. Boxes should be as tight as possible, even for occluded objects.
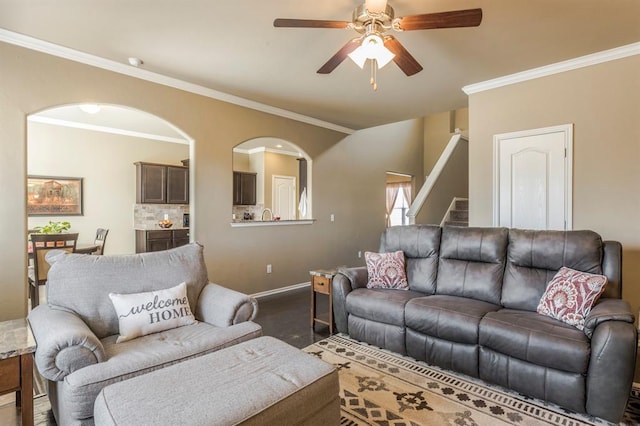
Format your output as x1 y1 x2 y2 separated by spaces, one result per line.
407 133 468 225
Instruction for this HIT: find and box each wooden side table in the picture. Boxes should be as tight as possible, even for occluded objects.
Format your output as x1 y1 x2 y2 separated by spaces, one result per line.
0 318 36 426
310 269 337 334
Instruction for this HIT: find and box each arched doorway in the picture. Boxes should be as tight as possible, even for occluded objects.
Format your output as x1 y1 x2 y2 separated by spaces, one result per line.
232 137 312 222
27 104 194 254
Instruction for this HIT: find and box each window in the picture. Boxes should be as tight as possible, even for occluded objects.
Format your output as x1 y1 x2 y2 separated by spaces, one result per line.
385 174 412 227
389 189 410 226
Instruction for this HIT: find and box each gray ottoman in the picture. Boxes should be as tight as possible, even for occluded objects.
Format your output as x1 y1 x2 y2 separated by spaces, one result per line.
93 336 339 425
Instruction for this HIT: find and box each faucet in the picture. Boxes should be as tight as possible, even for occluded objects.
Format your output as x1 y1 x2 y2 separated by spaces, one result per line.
261 208 273 221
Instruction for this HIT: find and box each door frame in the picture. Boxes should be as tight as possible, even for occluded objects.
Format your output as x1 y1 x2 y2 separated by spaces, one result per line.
492 123 573 229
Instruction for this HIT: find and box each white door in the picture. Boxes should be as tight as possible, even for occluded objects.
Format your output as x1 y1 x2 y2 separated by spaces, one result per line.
272 175 296 220
493 124 573 230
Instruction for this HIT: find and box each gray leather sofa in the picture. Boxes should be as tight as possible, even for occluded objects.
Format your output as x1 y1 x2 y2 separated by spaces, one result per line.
333 225 637 423
28 243 261 426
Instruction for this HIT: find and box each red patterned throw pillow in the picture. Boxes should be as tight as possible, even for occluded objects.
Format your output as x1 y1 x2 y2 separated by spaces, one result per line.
536 267 608 330
365 250 408 290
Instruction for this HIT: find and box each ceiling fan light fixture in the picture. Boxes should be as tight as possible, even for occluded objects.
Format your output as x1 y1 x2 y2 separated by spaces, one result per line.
347 47 367 69
348 34 395 69
373 43 395 68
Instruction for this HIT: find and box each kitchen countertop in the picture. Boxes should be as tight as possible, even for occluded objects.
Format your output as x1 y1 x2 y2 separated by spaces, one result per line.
230 219 314 228
134 226 190 231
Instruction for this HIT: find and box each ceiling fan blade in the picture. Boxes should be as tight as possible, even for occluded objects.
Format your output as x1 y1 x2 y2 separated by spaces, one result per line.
273 18 350 29
317 39 361 74
397 8 482 31
384 37 423 76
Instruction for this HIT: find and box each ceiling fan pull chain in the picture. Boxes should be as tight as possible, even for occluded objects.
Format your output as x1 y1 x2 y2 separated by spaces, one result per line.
370 59 378 91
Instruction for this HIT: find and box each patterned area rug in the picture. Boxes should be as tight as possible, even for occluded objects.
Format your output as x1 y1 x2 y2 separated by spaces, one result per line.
303 334 640 426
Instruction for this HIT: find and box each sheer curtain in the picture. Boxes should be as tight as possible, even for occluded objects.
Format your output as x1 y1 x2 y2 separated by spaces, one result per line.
386 182 412 227
401 183 412 211
385 183 400 227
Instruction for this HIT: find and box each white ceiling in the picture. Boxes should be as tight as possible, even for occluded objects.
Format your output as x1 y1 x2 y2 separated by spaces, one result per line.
30 104 189 143
2 0 640 131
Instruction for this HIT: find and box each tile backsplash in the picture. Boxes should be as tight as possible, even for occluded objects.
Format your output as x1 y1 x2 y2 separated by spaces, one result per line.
134 204 189 229
232 203 264 221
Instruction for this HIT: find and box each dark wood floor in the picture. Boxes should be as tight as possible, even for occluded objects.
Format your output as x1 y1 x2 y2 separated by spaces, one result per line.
254 286 332 348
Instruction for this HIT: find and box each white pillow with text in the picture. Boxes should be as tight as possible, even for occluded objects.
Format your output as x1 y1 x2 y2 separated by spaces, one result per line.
109 281 196 343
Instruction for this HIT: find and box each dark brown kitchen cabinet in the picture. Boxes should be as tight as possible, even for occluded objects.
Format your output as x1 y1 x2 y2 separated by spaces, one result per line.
233 171 256 205
167 166 189 204
135 229 190 253
136 162 189 204
172 229 190 247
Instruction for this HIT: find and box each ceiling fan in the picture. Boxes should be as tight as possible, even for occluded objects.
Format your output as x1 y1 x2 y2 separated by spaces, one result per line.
274 0 482 89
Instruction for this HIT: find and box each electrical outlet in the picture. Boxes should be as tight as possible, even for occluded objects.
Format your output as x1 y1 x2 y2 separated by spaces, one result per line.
330 214 335 222
266 264 272 274
358 251 362 258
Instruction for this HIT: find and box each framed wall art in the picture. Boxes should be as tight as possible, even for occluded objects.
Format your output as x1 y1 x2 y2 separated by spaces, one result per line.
27 176 84 216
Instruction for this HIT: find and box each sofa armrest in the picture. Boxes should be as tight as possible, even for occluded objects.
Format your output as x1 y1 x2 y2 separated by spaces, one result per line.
586 319 637 422
332 267 368 333
338 266 368 290
195 282 258 327
28 304 106 382
583 298 635 339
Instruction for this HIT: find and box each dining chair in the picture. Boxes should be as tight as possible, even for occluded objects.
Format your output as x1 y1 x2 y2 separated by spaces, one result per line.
93 228 109 255
28 232 79 308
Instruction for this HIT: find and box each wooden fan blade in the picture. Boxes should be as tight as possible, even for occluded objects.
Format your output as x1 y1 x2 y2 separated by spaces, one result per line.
397 8 482 31
317 39 361 74
273 18 350 29
384 37 423 76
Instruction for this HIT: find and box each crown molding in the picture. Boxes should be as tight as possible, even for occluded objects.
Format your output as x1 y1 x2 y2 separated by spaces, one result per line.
0 29 355 135
462 42 640 95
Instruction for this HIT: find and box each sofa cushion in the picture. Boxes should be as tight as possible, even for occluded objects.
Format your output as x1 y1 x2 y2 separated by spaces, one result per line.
405 295 501 345
365 251 408 290
46 243 209 339
379 225 441 294
479 309 590 374
435 226 509 305
501 229 604 311
109 282 197 343
346 288 424 326
537 267 607 330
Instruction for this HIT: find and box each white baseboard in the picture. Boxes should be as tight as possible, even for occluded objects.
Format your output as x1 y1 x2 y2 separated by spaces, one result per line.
251 282 310 299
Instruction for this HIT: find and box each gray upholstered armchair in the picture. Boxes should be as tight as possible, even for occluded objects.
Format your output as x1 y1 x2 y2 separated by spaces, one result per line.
28 243 261 426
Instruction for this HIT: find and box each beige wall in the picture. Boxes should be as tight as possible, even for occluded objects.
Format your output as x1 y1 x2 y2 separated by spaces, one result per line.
28 122 189 254
423 107 468 177
468 55 640 315
232 151 251 172
0 41 424 320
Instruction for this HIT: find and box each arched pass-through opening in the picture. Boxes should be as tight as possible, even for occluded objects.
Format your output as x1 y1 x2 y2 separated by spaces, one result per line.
27 103 196 254
231 137 313 226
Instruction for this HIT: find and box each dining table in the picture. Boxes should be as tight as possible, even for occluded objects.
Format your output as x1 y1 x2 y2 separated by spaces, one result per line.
27 242 100 257
73 244 100 254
